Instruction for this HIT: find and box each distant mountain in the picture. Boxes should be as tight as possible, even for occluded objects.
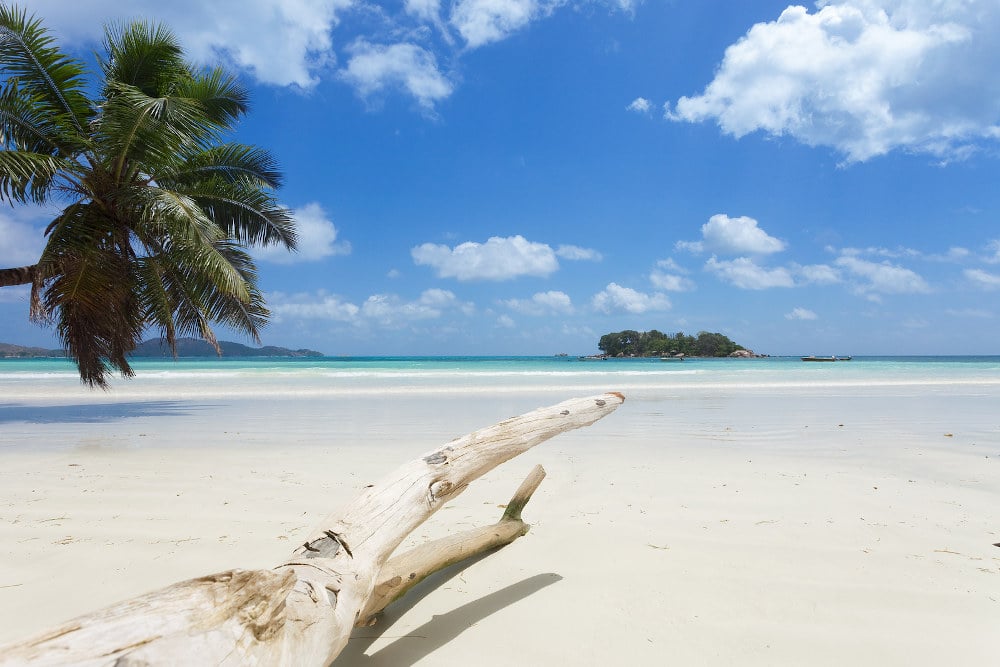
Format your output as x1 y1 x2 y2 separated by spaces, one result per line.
131 338 324 358
0 343 66 358
1 338 323 358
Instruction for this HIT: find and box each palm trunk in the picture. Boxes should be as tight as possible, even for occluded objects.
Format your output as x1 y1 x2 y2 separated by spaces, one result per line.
0 264 48 322
0 264 38 287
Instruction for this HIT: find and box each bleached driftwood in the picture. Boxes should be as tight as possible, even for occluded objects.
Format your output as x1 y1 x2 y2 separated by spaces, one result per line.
0 392 624 666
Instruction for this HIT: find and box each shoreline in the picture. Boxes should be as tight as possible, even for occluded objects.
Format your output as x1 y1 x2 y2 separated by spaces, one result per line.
1 375 997 664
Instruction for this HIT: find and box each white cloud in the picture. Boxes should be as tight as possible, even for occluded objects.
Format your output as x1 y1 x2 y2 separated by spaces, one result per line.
556 244 602 261
796 263 841 285
985 240 1000 264
269 288 473 325
591 282 670 314
270 290 360 321
405 0 441 22
835 255 931 294
649 270 695 292
502 290 573 315
0 208 48 267
667 0 1000 162
361 289 461 324
450 0 541 49
785 307 818 321
705 257 795 290
945 307 992 318
943 247 970 261
341 40 453 110
31 0 353 89
656 257 688 273
255 202 350 264
965 268 1000 290
496 313 516 328
627 97 651 113
678 214 785 255
412 235 559 280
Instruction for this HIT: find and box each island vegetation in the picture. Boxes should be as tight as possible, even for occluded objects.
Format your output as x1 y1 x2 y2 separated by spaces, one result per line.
597 329 752 358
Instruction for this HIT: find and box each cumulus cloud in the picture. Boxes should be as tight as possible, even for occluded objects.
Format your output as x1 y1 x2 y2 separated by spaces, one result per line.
254 202 350 264
627 97 651 113
555 244 602 261
270 290 360 321
502 290 573 315
341 40 453 110
591 282 670 314
965 268 1000 290
785 307 818 321
361 289 465 325
31 0 352 88
985 240 1000 264
28 0 640 108
666 0 1000 162
0 208 48 266
411 235 559 280
405 0 442 22
270 288 473 325
796 263 841 285
835 255 931 294
677 214 785 255
705 257 795 290
450 0 541 49
649 270 695 292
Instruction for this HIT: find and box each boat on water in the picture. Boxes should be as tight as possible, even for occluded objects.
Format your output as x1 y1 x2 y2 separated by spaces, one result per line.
801 355 852 362
578 354 608 361
660 355 685 362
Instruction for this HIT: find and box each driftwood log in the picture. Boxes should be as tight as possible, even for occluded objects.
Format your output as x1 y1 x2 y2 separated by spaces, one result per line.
0 392 624 665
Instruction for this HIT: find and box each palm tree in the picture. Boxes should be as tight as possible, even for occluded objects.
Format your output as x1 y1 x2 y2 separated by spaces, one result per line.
0 5 296 387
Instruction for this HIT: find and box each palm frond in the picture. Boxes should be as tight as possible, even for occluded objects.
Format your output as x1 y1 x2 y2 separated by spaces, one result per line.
98 82 213 180
125 185 225 251
164 143 283 189
0 5 90 132
174 67 249 136
0 149 75 203
100 20 186 98
0 78 86 155
163 177 296 249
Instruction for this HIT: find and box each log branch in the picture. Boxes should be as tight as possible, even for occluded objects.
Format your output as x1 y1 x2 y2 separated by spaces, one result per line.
0 392 624 666
358 464 548 626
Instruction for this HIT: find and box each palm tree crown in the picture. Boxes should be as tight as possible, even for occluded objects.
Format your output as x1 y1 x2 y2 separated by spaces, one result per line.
0 5 296 387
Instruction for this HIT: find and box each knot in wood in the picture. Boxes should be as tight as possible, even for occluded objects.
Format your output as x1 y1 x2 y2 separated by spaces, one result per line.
595 399 606 406
423 446 454 465
429 479 453 501
560 410 570 416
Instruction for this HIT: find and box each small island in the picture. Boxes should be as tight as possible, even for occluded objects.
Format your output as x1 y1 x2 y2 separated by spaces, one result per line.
595 329 760 358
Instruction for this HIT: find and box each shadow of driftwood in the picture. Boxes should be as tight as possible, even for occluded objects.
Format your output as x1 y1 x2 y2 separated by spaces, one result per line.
0 401 208 424
333 556 562 666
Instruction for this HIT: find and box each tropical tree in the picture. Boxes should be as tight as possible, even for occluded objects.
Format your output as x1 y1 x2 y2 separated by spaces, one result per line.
0 5 295 387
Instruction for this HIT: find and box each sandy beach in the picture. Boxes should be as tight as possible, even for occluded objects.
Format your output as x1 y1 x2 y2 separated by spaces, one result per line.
0 366 997 665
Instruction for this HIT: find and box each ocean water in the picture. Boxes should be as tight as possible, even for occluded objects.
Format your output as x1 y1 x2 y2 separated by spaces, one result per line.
2 355 999 401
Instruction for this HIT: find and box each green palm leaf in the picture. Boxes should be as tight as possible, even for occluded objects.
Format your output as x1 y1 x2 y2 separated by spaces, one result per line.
0 5 297 386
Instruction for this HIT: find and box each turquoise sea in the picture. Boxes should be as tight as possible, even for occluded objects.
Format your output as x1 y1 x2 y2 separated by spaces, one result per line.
2 355 999 400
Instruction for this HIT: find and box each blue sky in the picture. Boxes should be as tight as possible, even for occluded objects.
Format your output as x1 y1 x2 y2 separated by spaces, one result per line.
2 0 1000 356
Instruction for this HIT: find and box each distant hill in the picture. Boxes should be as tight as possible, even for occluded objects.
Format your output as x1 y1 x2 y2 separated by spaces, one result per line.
131 338 324 357
2 338 323 358
0 343 66 358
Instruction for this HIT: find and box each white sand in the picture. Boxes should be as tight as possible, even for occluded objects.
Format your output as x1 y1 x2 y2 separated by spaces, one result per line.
1 386 997 665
